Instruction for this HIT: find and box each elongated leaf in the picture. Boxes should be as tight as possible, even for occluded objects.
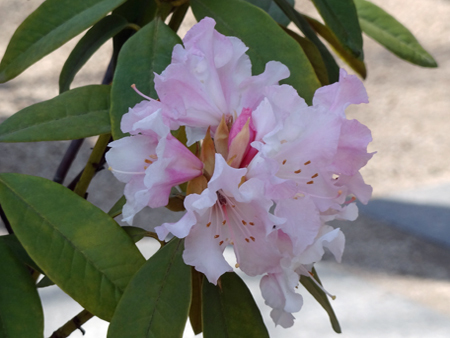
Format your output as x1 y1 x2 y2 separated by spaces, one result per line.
108 239 191 338
304 15 367 78
110 18 181 139
202 272 269 338
0 173 145 321
244 0 294 26
0 234 43 274
282 26 329 85
189 268 204 335
0 240 44 338
191 0 321 103
108 195 126 218
300 267 341 333
0 0 127 83
59 15 128 93
0 85 111 142
312 0 363 59
122 226 148 243
273 0 339 83
354 0 437 67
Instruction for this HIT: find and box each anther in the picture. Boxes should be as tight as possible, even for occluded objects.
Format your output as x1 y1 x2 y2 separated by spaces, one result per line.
245 238 250 243
282 159 287 165
304 160 311 165
222 220 227 225
214 235 219 239
235 263 240 268
242 220 247 225
250 236 255 241
306 181 314 184
311 173 318 178
144 159 152 164
294 169 302 174
206 222 211 227
219 241 224 245
249 222 254 226
149 154 157 159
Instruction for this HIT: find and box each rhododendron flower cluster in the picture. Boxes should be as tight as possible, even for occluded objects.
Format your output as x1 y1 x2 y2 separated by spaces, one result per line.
106 17 373 328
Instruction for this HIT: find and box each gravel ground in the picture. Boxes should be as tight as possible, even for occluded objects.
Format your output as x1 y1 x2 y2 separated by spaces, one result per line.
1 0 450 337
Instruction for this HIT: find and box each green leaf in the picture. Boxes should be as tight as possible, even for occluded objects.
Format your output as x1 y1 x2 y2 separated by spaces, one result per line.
354 0 437 67
191 0 321 104
122 226 148 243
304 15 367 79
107 195 126 218
273 0 340 83
59 15 129 93
0 240 44 338
311 0 363 59
243 0 294 26
108 239 191 338
0 234 43 274
36 275 55 288
282 26 329 86
110 18 182 139
189 268 204 335
202 272 269 338
0 0 128 83
300 267 341 333
0 173 146 321
0 85 111 142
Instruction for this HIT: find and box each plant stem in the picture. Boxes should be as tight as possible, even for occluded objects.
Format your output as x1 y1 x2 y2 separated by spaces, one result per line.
73 133 111 198
168 1 190 32
49 309 93 338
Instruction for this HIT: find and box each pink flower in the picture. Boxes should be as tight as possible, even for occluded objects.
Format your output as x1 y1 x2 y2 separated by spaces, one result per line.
106 111 203 223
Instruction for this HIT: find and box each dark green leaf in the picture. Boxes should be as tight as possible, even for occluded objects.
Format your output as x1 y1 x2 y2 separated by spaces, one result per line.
108 239 191 338
354 0 437 67
311 0 363 59
282 26 329 85
122 226 148 243
0 234 43 274
59 15 129 93
110 18 181 139
300 267 341 333
0 85 111 142
0 0 127 83
0 240 44 338
191 0 321 104
189 268 204 335
202 272 269 338
0 173 145 321
108 195 126 218
243 0 294 26
273 0 340 83
304 15 367 79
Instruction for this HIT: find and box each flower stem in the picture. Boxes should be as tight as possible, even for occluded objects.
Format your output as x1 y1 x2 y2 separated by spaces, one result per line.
73 134 111 197
49 309 93 338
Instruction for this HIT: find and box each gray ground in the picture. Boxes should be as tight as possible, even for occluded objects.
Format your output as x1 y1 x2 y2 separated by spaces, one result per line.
1 0 450 337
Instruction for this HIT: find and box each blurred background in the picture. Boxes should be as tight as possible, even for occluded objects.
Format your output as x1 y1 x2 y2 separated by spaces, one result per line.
1 0 450 337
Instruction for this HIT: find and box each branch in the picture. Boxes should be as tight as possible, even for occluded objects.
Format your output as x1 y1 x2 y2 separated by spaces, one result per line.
49 309 93 338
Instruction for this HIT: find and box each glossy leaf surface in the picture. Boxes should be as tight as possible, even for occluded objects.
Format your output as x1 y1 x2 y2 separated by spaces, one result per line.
59 14 128 93
0 0 127 83
108 239 191 338
0 85 111 142
0 240 44 338
312 0 363 59
191 0 320 103
202 272 269 338
354 0 437 67
0 173 145 321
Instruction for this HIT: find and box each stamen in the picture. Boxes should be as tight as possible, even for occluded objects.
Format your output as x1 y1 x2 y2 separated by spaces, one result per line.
242 220 247 225
249 222 254 226
235 263 240 268
222 220 226 225
245 238 250 243
308 271 336 300
214 235 219 239
311 173 319 178
149 154 157 159
282 159 287 165
108 167 145 175
304 160 311 165
219 241 224 246
306 181 314 184
250 236 255 241
144 159 153 164
294 169 302 174
206 222 211 228
131 84 152 100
